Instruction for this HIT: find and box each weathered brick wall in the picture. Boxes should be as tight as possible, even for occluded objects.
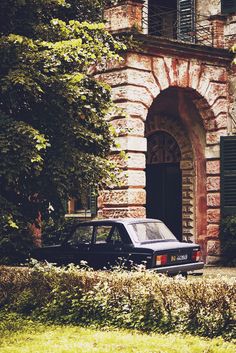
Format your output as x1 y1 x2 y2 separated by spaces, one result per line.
104 0 143 33
196 0 220 17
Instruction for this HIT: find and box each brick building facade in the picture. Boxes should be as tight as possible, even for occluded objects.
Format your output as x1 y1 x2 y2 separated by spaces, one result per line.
69 0 236 263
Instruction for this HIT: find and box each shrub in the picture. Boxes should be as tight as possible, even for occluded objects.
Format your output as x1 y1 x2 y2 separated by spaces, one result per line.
0 264 235 339
220 215 236 266
41 218 81 246
0 223 33 265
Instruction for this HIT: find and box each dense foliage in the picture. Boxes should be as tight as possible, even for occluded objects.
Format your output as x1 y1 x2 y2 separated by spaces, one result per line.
0 0 125 262
220 215 236 266
0 264 235 339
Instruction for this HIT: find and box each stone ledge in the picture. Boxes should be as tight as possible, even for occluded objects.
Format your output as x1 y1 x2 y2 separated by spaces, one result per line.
99 206 146 219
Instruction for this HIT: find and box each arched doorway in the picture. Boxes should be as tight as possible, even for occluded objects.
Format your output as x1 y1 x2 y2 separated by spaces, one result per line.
145 88 207 244
146 131 182 240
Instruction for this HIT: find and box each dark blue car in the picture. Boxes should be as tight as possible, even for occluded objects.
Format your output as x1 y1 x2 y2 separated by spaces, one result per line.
31 218 204 275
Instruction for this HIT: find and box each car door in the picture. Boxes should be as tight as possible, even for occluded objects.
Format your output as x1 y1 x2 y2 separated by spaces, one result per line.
59 224 93 265
89 224 132 269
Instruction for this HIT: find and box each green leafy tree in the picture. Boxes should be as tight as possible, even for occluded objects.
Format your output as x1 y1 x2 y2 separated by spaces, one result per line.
0 0 125 262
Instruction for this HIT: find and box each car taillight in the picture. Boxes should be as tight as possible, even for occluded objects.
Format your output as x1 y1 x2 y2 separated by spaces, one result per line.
156 254 168 266
192 249 201 262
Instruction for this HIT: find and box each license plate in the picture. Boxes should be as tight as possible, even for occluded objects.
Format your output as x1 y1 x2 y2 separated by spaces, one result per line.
171 254 188 262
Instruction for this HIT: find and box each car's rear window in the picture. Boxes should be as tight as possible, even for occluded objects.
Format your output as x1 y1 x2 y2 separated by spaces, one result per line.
128 222 177 242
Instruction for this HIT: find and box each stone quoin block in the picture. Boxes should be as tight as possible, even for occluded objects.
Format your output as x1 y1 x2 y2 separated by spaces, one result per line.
96 69 160 99
109 152 145 170
114 101 148 121
207 239 221 255
206 160 220 174
112 118 145 137
113 136 147 152
102 189 146 206
207 209 221 223
126 152 146 169
207 224 220 238
95 70 129 87
205 145 220 159
122 69 160 98
206 176 220 191
207 193 220 207
119 170 146 187
206 132 220 145
111 85 153 107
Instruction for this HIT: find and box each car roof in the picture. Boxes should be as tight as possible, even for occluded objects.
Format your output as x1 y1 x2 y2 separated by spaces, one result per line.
73 218 163 226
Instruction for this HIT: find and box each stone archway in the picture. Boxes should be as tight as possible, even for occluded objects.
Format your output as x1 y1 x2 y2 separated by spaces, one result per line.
98 49 228 261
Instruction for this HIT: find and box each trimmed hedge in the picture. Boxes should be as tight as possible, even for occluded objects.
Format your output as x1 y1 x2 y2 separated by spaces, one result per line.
0 264 235 339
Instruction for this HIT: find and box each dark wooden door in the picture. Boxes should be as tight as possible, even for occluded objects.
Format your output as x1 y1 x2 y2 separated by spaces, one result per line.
146 163 182 240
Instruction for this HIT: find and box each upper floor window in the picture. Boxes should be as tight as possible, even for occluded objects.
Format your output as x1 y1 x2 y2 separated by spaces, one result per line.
221 0 236 15
146 0 196 42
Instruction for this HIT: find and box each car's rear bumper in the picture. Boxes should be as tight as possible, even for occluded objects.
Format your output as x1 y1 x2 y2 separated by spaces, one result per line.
151 262 204 274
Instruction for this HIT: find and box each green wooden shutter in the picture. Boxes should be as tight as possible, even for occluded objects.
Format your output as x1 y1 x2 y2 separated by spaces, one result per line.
221 136 236 216
177 0 195 42
221 0 236 14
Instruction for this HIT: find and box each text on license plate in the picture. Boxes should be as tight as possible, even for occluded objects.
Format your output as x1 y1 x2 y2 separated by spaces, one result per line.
171 254 188 262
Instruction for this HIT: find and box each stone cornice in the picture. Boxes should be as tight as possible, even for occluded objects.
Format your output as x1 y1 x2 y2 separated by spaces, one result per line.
118 32 233 65
105 0 144 9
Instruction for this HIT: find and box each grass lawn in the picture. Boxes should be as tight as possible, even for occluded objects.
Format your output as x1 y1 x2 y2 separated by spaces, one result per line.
0 318 235 353
203 266 236 278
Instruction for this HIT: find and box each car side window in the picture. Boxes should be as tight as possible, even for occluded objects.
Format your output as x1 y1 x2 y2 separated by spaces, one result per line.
68 225 93 246
94 225 113 244
108 226 123 245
